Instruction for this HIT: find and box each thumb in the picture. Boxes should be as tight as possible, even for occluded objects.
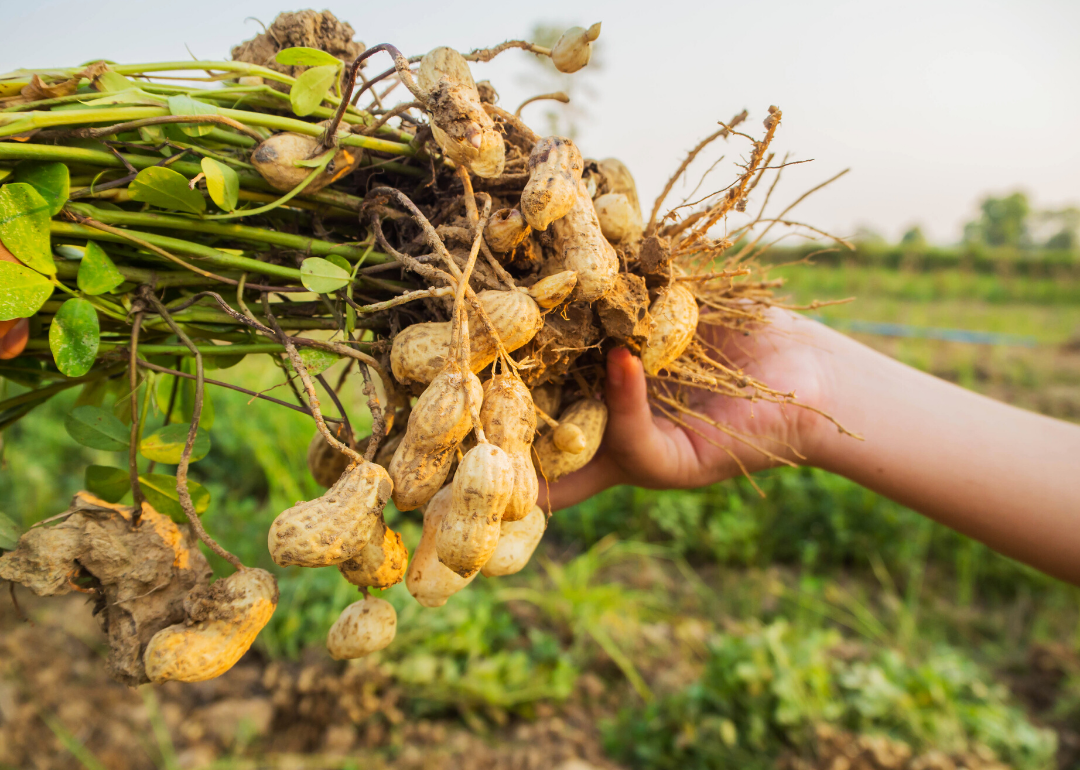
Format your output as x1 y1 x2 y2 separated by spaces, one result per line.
603 347 677 466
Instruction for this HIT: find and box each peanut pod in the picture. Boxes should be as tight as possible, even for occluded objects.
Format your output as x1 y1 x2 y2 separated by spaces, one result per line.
527 270 578 310
551 179 619 302
406 486 477 607
485 208 530 253
520 136 584 231
143 568 278 683
306 426 354 488
481 505 547 577
436 443 514 578
642 283 699 374
532 398 608 481
594 192 643 243
268 460 392 568
481 374 539 522
326 595 397 660
596 157 642 216
550 23 601 74
251 126 361 193
338 518 408 589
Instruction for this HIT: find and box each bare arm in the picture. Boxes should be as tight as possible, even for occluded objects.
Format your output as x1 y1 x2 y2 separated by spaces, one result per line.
541 311 1080 585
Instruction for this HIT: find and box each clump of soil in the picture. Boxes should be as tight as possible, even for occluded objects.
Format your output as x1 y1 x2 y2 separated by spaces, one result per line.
230 10 365 91
0 493 210 686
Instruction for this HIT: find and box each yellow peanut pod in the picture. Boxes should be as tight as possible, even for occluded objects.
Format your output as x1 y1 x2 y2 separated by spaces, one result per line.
250 128 361 193
551 180 619 302
338 518 408 589
530 382 562 422
143 568 278 683
389 366 483 511
482 505 547 577
306 425 354 488
596 157 642 217
268 461 392 568
532 399 608 481
553 422 587 454
550 23 601 74
521 136 584 231
481 374 539 522
391 290 543 386
485 208 530 253
436 443 514 577
326 595 397 660
406 487 477 607
642 283 699 374
528 270 578 310
594 192 643 243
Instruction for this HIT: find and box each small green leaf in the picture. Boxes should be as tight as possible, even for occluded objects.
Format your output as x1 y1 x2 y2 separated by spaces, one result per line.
49 298 99 377
289 64 338 117
0 182 54 274
300 257 350 293
324 254 351 273
94 69 132 92
287 346 339 377
275 47 342 67
139 473 211 521
203 351 246 370
13 162 69 216
85 465 130 503
200 158 239 212
0 261 53 320
0 511 20 550
76 241 124 295
140 424 211 464
177 360 214 429
81 88 166 107
74 378 109 408
65 404 130 451
167 94 219 138
129 167 206 215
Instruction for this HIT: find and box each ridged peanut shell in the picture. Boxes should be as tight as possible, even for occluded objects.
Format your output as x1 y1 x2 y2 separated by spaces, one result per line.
391 290 543 386
143 568 278 683
594 193 643 243
338 518 408 589
521 136 584 231
642 283 699 374
533 399 607 481
481 375 539 522
418 46 477 93
597 157 641 216
481 505 547 577
268 461 391 568
528 271 578 310
251 130 361 193
550 23 601 74
485 208 530 253
326 595 397 660
389 367 483 510
436 444 514 578
406 487 477 607
306 428 354 488
530 382 562 422
551 180 618 302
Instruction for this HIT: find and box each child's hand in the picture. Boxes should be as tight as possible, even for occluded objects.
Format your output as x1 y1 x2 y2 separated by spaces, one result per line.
540 308 837 510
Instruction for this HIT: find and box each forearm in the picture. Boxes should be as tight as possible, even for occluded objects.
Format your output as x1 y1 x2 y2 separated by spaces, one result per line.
809 326 1080 585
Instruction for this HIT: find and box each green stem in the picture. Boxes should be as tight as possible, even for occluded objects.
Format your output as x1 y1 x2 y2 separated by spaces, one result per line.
0 362 126 412
24 340 288 356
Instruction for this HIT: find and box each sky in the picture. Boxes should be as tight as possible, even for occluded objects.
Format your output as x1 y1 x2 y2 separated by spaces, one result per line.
1 0 1077 244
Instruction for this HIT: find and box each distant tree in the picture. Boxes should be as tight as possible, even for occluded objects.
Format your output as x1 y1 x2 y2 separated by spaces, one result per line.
1039 206 1080 251
852 226 886 247
964 191 1030 247
900 226 926 248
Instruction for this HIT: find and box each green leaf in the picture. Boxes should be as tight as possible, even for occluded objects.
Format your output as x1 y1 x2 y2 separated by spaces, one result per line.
94 69 132 92
289 64 338 117
0 261 53 320
65 404 130 451
140 424 211 464
324 254 351 273
139 473 211 521
287 346 339 377
13 162 69 216
275 47 342 67
0 357 44 388
0 511 21 551
0 182 54 274
300 256 350 293
76 241 124 295
177 359 214 429
81 88 166 107
129 167 206 215
200 158 239 212
85 465 130 503
49 298 99 377
74 378 109 408
167 94 219 138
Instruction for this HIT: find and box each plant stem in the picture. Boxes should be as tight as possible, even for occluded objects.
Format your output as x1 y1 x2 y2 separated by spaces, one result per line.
128 312 147 517
24 340 288 356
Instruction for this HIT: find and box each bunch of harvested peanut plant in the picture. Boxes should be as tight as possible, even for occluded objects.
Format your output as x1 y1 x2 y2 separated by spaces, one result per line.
0 10 850 685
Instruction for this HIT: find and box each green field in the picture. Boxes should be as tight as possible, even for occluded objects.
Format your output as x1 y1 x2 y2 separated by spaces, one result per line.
1 255 1079 770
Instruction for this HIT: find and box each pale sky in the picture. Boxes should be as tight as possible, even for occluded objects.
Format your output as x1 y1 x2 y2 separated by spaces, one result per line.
2 0 1077 244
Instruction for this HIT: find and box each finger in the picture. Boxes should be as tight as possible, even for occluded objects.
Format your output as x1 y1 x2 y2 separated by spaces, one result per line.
603 348 685 477
538 450 625 512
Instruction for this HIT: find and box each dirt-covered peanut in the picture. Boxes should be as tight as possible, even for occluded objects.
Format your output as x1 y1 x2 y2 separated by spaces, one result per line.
143 568 278 683
406 487 477 607
390 290 544 386
436 443 514 578
326 595 397 660
520 136 584 231
528 270 578 310
594 192 643 243
481 374 539 522
552 180 619 302
596 157 642 216
481 505 546 577
250 128 361 193
642 283 699 374
550 23 601 74
553 422 587 454
485 208 530 252
389 366 483 510
268 461 391 568
306 426 355 488
530 382 562 423
338 518 408 589
419 47 505 178
532 399 608 481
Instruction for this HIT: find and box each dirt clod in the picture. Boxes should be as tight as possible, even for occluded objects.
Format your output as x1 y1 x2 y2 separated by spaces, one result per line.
597 272 651 345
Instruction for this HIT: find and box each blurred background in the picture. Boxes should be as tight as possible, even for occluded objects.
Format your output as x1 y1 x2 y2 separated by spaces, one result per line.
1 2 1079 769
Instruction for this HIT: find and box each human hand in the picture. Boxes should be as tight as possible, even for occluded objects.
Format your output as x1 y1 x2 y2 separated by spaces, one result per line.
538 308 842 510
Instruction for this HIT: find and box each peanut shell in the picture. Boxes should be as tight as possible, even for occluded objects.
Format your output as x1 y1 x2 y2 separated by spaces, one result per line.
642 283 699 374
527 270 578 310
551 180 619 302
338 518 408 589
436 443 514 577
550 23 601 74
250 128 361 193
532 398 607 481
326 595 397 660
521 136 584 231
481 374 539 522
406 487 477 607
485 208 530 253
594 192 643 243
481 505 546 577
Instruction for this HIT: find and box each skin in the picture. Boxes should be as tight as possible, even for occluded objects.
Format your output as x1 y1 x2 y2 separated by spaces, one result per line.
540 308 1080 586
